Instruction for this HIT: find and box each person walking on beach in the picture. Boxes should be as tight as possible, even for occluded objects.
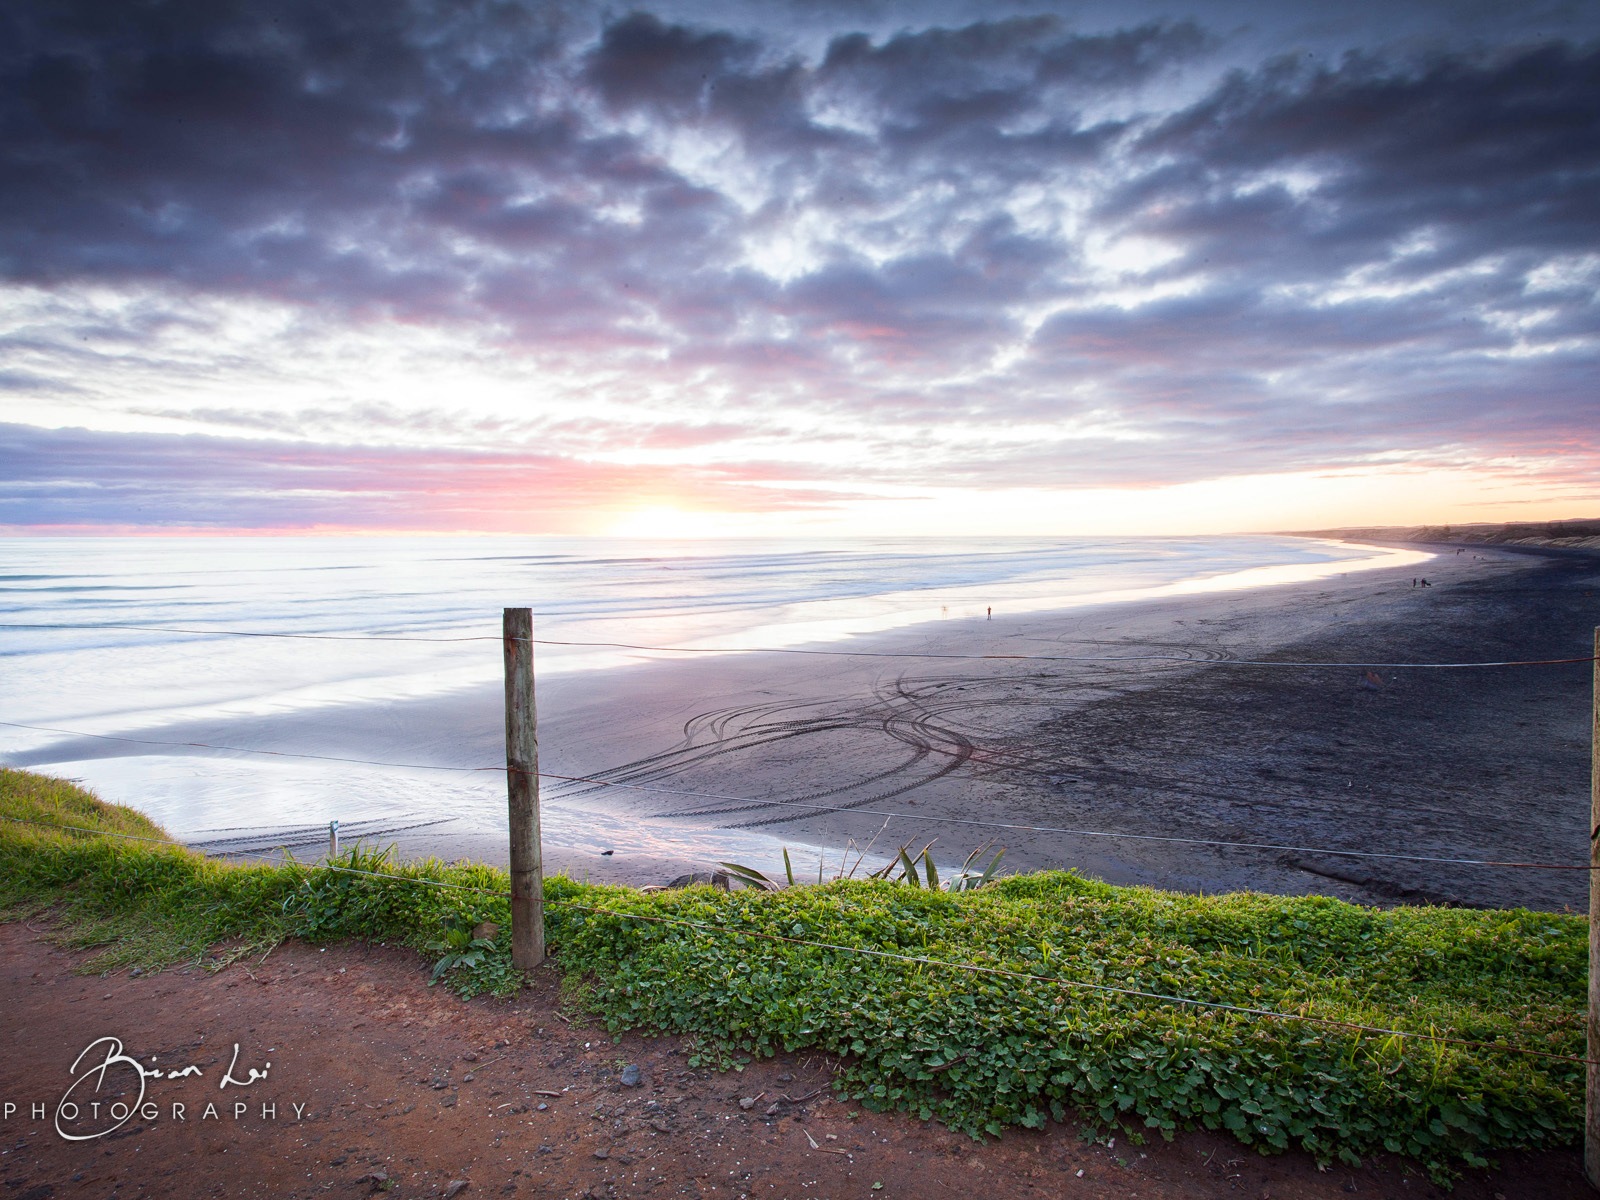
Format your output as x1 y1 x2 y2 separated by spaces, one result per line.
986 606 992 620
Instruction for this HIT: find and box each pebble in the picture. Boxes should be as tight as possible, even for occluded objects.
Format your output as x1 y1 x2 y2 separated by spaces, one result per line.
620 1064 642 1088
443 1180 470 1198
537 1103 548 1112
738 1098 756 1111
592 1148 610 1160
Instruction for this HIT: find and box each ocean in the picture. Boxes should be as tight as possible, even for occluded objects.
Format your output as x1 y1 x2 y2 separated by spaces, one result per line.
0 534 1410 871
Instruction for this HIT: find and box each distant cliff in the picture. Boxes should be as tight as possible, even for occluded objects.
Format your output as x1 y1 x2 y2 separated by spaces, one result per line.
1292 517 1600 551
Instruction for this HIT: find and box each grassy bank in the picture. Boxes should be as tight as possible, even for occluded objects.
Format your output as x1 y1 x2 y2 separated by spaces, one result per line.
0 768 1585 1180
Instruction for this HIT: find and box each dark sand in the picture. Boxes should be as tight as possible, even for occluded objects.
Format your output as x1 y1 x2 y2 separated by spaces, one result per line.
510 543 1597 910
29 542 1593 909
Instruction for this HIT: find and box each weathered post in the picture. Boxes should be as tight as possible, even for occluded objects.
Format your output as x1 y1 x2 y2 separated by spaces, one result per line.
328 820 339 861
504 607 545 969
1588 627 1600 1190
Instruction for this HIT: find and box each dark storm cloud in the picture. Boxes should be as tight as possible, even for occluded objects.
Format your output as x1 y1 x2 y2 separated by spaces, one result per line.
1 0 1597 526
1117 43 1600 279
584 8 829 155
0 4 1193 335
0 0 727 335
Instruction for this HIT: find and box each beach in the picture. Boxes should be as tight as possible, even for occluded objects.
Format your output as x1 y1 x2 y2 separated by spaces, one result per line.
6 539 1594 909
500 543 1594 910
176 543 1595 911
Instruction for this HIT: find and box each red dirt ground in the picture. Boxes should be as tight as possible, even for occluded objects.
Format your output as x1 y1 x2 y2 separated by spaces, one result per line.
0 923 1588 1200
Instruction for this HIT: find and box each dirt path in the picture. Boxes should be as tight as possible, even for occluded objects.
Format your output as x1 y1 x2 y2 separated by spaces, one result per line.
0 924 1586 1200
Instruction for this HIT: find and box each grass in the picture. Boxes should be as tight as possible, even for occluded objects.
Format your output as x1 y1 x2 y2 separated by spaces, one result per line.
0 767 1586 1181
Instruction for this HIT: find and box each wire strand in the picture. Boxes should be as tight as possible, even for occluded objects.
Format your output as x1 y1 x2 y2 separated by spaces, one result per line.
531 637 1600 670
0 815 507 897
538 771 1595 872
0 622 499 643
3 813 1589 1067
0 720 503 774
3 719 1591 871
552 900 1594 1068
2 622 1592 669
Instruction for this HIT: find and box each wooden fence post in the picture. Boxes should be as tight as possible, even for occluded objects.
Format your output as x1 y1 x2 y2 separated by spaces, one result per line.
328 820 339 861
1588 627 1600 1189
504 607 545 969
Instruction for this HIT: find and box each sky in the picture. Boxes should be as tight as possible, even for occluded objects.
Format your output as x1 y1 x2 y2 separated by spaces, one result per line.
1 0 1596 537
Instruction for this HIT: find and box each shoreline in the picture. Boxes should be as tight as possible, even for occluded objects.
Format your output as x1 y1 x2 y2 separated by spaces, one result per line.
328 540 1596 909
14 540 1596 908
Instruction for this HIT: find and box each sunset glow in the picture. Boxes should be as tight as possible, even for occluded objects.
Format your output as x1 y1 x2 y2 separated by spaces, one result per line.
1 1 1596 535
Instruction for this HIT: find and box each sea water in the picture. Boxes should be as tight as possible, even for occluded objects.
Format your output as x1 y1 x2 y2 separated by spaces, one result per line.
0 534 1412 867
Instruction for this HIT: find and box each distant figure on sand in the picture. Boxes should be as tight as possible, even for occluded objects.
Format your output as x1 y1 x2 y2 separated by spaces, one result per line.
1411 578 1417 587
1420 578 1430 587
986 606 991 620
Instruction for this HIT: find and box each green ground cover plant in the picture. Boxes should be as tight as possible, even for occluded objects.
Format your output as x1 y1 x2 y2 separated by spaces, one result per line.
0 768 1584 1180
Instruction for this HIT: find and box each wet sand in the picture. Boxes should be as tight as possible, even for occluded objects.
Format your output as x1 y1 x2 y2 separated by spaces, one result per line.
26 543 1595 908
383 543 1597 910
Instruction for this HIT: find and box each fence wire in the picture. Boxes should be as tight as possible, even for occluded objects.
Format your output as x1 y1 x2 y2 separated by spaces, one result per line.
2 812 1591 1070
1 621 1593 668
1 718 1590 872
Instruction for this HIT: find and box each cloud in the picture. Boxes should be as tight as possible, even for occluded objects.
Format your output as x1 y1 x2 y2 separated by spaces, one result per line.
1118 43 1600 276
0 2 1596 528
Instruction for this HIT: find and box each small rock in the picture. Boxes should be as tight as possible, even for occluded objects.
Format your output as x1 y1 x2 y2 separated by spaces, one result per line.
738 1097 756 1111
443 1180 470 1199
619 1064 641 1088
592 1148 610 1160
463 1073 475 1082
776 1072 792 1083
648 1118 670 1133
130 967 143 978
537 1103 548 1112
472 921 499 942
359 1171 389 1189
600 849 615 856
764 1103 781 1117
462 1051 479 1062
